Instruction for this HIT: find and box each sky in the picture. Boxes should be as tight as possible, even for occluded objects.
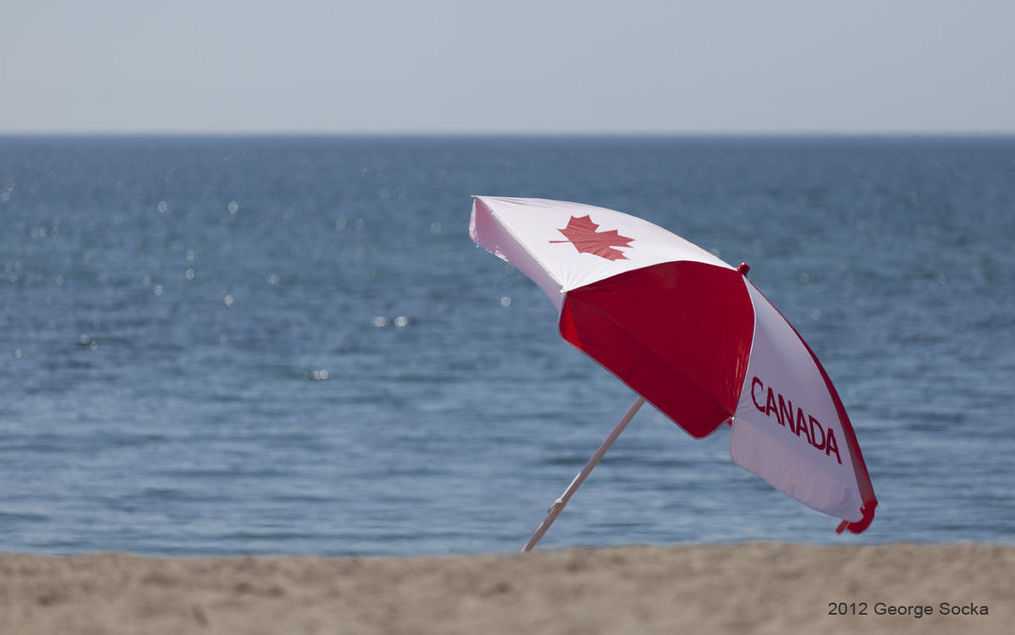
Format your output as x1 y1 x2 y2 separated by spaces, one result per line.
2 0 1014 134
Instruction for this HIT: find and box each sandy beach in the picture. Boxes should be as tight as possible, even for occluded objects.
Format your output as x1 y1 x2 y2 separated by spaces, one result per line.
1 543 1010 634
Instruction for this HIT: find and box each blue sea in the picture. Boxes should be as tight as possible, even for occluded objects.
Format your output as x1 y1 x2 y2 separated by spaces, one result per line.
1 135 1013 556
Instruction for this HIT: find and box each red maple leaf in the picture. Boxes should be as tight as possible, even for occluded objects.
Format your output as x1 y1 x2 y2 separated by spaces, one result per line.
550 215 634 261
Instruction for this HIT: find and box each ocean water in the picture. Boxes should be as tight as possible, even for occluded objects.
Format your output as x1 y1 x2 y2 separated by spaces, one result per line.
1 135 1012 556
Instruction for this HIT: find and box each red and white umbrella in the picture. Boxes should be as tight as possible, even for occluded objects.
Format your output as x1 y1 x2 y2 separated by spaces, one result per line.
469 196 877 550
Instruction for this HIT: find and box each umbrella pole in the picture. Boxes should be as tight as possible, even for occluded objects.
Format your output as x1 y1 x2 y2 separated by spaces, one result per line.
521 395 647 552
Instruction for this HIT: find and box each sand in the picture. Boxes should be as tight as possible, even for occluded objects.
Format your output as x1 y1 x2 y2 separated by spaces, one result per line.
1 543 1010 634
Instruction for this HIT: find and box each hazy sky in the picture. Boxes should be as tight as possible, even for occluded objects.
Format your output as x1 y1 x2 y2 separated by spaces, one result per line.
3 0 1014 134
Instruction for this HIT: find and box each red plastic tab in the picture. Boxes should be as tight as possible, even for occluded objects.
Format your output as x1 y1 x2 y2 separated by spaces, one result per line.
835 499 878 534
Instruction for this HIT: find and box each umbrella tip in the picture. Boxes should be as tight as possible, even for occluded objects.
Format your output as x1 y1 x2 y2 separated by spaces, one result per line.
737 262 750 276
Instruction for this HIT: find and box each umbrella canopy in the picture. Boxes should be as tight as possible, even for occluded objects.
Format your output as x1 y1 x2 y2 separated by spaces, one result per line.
470 196 877 541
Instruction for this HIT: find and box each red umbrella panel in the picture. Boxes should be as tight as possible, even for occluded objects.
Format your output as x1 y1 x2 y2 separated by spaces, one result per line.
469 196 877 549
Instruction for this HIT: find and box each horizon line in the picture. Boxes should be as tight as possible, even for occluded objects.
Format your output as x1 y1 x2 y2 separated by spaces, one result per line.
3 129 1015 139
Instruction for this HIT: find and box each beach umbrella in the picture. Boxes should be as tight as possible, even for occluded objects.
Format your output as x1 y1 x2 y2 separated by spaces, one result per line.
469 196 877 551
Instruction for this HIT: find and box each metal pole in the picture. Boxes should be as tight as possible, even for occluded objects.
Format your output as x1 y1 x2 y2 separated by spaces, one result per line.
521 395 647 552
